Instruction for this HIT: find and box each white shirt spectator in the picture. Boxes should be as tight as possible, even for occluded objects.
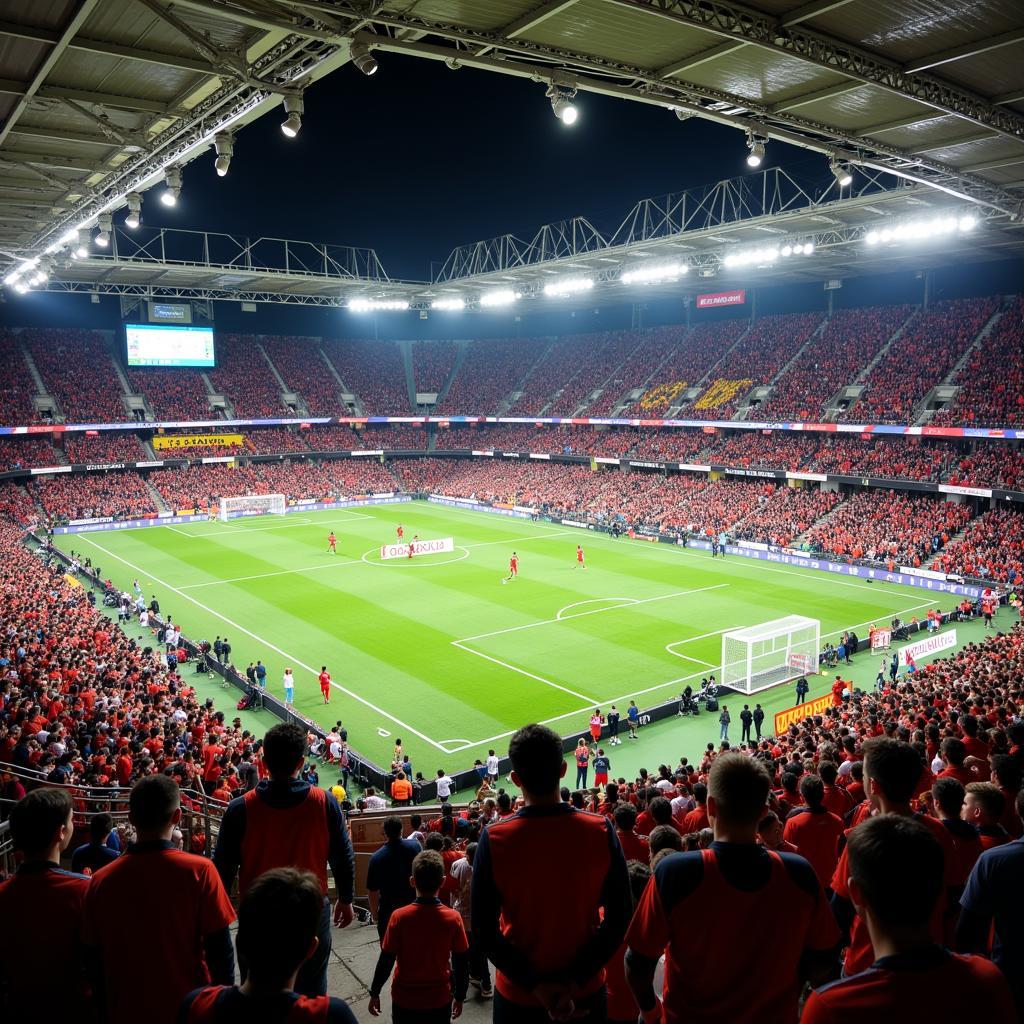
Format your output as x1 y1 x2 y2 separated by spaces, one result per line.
655 779 674 793
364 793 387 810
486 753 499 778
436 774 454 799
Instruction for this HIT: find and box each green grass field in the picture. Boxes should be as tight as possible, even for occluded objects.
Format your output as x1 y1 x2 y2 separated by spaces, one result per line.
59 501 938 772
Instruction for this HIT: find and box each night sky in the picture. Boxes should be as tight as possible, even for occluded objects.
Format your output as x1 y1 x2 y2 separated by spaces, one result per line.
149 53 820 282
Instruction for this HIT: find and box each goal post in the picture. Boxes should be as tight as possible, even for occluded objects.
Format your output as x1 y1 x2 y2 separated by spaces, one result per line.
721 615 820 695
218 493 287 522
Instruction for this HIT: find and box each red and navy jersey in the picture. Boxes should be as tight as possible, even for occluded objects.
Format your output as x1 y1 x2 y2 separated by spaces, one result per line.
181 985 357 1023
0 862 91 1018
801 947 1016 1023
381 898 468 1009
940 817 984 887
471 803 630 1007
627 842 839 1024
783 806 844 888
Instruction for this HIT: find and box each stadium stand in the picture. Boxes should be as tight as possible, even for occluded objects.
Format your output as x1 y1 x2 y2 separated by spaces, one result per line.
545 330 644 416
412 340 458 394
847 297 999 425
758 305 914 421
126 367 213 421
0 331 40 423
243 427 311 455
586 324 690 415
303 424 362 451
949 445 1024 491
0 436 59 471
261 335 342 415
933 295 1024 428
24 330 127 423
436 336 548 415
804 436 952 481
29 470 157 522
207 334 286 417
933 508 1024 585
63 433 148 464
356 425 430 450
325 338 409 415
0 480 35 524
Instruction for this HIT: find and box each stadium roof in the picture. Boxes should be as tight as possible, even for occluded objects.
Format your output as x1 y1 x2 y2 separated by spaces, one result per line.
2 0 1023 304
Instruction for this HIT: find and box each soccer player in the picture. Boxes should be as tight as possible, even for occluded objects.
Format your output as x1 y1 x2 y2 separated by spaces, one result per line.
396 523 404 541
84 776 236 1024
213 723 355 998
471 723 631 1021
408 534 419 560
368 850 469 1024
180 868 358 1023
319 666 332 705
327 532 337 554
575 544 586 569
0 789 91 1019
626 754 839 1024
503 551 519 583
801 816 1015 1023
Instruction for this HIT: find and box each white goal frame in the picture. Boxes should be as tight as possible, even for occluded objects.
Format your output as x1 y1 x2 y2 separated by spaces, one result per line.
218 493 287 522
721 615 820 695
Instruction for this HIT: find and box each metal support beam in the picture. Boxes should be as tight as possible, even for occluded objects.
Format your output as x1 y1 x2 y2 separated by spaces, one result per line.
857 112 946 136
473 0 581 57
3 151 100 172
771 80 863 112
149 0 338 42
657 41 747 78
0 0 100 149
779 0 857 28
7 123 122 147
915 130 999 154
904 29 1024 74
963 154 1024 172
0 78 171 114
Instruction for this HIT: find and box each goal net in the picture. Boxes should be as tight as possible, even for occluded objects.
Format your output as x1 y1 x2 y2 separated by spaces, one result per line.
218 493 287 522
721 615 820 695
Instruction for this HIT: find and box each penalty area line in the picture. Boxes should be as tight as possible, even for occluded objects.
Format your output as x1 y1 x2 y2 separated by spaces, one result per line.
76 535 451 752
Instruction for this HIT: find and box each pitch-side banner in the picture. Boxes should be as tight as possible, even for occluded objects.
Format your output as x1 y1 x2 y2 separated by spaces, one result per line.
774 694 833 735
379 537 454 560
696 289 746 309
898 629 956 666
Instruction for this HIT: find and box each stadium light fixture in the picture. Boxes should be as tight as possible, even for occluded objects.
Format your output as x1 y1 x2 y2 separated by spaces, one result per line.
124 193 142 229
348 298 409 312
745 133 765 168
480 288 519 307
94 214 112 248
160 166 182 207
543 276 593 297
546 83 578 126
350 38 378 76
73 228 90 259
431 297 466 311
621 261 688 285
214 132 233 176
830 160 853 188
281 92 304 138
865 215 976 247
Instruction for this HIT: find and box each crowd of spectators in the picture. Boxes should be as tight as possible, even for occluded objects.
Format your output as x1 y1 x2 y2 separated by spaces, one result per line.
25 330 128 423
29 470 157 523
325 338 409 415
207 335 285 418
0 437 59 472
949 445 1024 492
732 486 843 547
63 433 147 465
545 331 646 416
586 325 690 416
682 312 823 420
412 341 458 395
758 305 913 421
803 490 972 565
303 425 362 451
932 508 1024 585
0 481 35 524
0 331 40 423
437 336 548 415
703 430 816 470
848 297 999 425
355 425 430 450
244 428 311 455
507 333 620 416
127 368 213 421
805 436 952 481
261 336 341 416
933 295 1024 428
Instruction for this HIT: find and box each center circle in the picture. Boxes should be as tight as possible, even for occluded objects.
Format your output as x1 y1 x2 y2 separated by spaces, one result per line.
360 545 470 566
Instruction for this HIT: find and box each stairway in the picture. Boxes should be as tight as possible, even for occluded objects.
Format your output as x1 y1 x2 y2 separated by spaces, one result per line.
19 341 49 397
401 341 416 412
258 342 289 390
856 307 918 383
496 340 555 415
144 477 171 514
790 490 846 547
941 300 1006 385
434 342 468 408
769 314 827 385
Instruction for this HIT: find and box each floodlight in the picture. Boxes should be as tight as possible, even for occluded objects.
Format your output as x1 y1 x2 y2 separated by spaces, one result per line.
431 298 465 311
73 228 90 259
350 39 378 76
125 193 142 229
746 134 765 168
281 92 304 137
95 213 112 247
480 289 518 307
543 277 593 297
214 132 233 176
160 166 182 207
830 160 853 188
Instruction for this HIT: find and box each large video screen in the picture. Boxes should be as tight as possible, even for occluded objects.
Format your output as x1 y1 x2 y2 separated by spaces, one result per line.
125 324 216 368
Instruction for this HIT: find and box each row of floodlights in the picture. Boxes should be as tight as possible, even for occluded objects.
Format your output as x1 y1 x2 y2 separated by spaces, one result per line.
865 216 977 246
723 242 815 268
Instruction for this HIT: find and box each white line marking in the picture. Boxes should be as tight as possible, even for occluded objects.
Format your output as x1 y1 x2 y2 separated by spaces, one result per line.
76 535 449 751
183 511 375 537
557 597 638 620
179 558 363 589
451 640 594 702
455 584 730 643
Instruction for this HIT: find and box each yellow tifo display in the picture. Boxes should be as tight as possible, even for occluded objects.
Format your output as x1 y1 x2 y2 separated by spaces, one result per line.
692 378 753 410
639 380 687 411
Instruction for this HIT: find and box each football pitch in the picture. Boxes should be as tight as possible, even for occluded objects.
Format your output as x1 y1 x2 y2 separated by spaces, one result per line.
60 501 936 770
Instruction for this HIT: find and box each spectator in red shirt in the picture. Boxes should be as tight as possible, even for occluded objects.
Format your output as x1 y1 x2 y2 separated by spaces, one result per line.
757 810 798 853
938 737 976 786
963 782 1010 850
180 867 358 1023
819 761 854 819
613 803 651 863
605 861 651 1024
369 850 469 1024
680 782 710 834
84 775 236 1024
783 775 844 890
471 723 631 1022
802 815 1015 1023
626 754 840 1024
0 788 91 1019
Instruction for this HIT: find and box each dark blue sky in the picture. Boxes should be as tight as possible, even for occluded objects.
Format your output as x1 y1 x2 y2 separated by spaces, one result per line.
151 53 822 281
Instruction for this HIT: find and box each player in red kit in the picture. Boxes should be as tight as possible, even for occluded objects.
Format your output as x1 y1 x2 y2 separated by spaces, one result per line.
397 524 404 541
576 544 586 569
503 552 519 583
319 666 331 704
408 534 418 560
327 532 337 554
